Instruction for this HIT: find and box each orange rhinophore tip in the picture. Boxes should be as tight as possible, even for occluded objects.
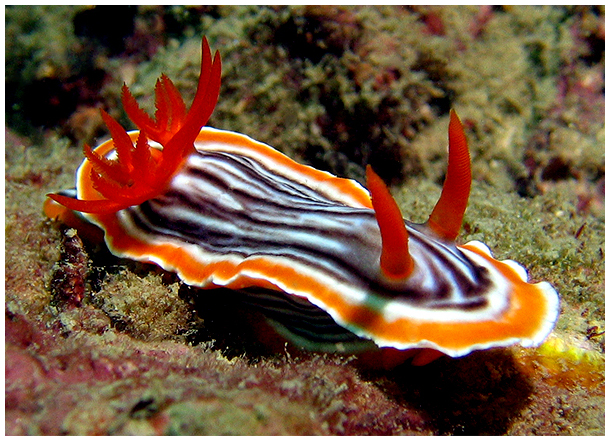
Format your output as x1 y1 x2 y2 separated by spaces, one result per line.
427 109 471 241
366 165 414 279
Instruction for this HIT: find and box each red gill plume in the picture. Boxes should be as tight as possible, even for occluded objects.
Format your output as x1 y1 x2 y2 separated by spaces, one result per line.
47 37 221 214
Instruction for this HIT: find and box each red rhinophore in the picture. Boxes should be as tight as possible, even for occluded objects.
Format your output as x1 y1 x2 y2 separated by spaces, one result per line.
366 165 414 279
427 110 471 241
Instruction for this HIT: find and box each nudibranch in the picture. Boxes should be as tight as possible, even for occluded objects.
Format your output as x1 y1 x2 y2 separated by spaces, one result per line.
45 37 559 366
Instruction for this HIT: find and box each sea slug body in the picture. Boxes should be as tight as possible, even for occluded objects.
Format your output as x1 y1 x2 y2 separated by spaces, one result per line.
45 37 559 366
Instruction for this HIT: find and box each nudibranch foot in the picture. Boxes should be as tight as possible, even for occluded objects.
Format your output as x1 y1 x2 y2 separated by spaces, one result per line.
45 36 559 367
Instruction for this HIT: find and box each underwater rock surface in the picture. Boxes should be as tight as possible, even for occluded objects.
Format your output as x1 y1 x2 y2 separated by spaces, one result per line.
6 5 604 435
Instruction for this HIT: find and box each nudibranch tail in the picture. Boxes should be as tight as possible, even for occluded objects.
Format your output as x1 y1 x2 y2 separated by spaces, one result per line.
427 109 471 241
366 165 414 279
46 36 221 215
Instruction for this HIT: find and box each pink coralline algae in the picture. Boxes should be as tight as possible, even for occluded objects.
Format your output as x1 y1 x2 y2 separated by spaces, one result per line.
5 309 430 435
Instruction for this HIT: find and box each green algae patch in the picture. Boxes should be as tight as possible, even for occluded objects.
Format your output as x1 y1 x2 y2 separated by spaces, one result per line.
94 271 193 342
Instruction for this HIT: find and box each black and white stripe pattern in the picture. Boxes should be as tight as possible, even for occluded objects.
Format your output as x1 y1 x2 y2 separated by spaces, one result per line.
69 127 562 355
107 132 514 333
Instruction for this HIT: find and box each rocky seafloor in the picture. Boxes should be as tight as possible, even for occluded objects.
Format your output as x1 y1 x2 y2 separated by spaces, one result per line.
6 5 604 435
